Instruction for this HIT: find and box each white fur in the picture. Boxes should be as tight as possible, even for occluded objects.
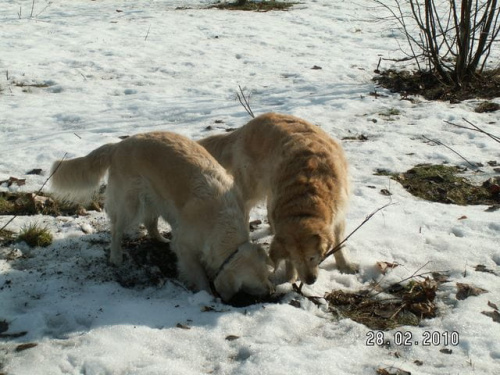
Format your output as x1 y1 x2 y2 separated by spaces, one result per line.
50 131 273 301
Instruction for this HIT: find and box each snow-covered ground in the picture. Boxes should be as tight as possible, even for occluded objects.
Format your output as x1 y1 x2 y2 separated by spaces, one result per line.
1 0 499 374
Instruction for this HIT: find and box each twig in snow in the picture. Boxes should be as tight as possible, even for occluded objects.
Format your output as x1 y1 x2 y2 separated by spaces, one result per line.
0 153 67 232
291 283 325 307
422 135 480 170
321 202 395 264
35 1 53 18
445 119 500 144
370 261 432 298
236 85 255 118
144 25 151 41
30 0 35 18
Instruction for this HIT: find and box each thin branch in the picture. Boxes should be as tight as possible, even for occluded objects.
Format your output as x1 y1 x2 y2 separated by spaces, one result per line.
30 0 35 18
322 202 395 263
291 283 325 306
236 85 255 118
422 135 480 170
144 25 151 41
445 119 500 144
36 1 53 18
368 263 451 300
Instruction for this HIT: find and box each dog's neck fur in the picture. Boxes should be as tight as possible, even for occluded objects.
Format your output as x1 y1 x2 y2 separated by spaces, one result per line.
212 246 240 282
202 188 249 277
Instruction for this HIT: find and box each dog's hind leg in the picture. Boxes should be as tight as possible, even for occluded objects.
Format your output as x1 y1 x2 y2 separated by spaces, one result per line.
144 215 169 243
106 179 140 266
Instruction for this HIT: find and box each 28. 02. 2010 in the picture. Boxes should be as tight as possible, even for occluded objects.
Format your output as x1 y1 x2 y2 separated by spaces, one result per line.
366 330 459 347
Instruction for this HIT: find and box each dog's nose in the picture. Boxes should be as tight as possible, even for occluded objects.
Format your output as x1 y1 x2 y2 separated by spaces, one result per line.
304 274 317 285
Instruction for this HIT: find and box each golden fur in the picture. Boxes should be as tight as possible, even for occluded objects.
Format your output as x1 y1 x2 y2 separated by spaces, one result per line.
50 132 273 301
199 113 357 284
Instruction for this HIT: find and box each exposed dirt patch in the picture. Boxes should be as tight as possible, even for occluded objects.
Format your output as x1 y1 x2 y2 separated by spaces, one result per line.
0 191 103 216
115 233 178 289
373 68 500 103
475 101 500 113
377 164 500 205
0 229 15 246
326 276 442 330
210 0 296 11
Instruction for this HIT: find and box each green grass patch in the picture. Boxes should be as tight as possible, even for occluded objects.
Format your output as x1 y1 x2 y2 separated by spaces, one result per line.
377 164 499 205
17 223 53 248
211 1 297 11
379 107 401 118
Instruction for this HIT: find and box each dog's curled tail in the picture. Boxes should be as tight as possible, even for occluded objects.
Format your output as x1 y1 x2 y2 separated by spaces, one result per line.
198 131 237 169
50 143 117 204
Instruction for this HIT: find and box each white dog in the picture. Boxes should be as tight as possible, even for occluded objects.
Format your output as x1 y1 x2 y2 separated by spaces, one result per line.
50 131 273 301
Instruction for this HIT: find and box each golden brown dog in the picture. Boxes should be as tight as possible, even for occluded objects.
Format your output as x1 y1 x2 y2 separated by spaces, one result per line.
199 113 357 285
50 132 273 301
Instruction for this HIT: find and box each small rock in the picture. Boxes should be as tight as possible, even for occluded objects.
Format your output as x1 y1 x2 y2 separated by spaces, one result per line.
26 169 43 175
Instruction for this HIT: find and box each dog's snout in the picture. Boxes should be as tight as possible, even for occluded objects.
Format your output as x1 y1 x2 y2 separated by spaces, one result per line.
304 274 317 285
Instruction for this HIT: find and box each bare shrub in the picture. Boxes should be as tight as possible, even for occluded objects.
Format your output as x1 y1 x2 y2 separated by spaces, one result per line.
375 0 500 88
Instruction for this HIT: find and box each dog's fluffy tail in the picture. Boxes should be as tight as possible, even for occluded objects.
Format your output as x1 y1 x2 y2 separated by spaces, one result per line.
198 132 236 169
50 143 117 204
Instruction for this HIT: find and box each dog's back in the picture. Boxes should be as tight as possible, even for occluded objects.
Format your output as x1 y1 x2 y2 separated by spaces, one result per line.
110 132 234 211
200 113 349 221
265 116 350 228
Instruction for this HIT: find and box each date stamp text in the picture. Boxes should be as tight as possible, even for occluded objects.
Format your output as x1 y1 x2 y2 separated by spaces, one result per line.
366 331 459 347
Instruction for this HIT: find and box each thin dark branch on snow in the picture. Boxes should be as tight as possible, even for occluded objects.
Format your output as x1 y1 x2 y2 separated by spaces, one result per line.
144 25 151 41
422 135 480 170
445 119 500 144
322 202 395 264
236 85 255 118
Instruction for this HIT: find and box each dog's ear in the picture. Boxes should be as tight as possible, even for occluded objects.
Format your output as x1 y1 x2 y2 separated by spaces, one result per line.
269 236 287 267
310 232 334 256
323 231 335 253
214 269 241 302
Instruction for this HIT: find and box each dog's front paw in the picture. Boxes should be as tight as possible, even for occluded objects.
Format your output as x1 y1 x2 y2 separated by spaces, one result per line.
338 262 359 274
108 252 123 266
285 261 298 283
